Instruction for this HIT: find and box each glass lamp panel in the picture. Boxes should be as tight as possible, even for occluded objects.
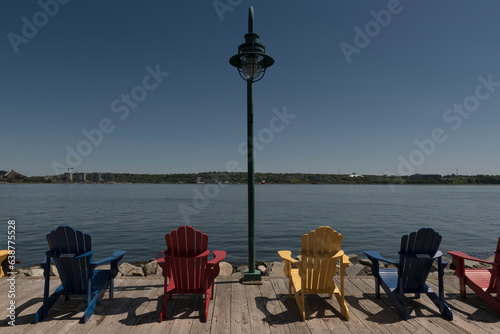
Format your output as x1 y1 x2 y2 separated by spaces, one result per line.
241 55 263 80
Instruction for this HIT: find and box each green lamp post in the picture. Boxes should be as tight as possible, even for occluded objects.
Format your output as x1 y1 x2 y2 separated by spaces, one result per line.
230 6 274 283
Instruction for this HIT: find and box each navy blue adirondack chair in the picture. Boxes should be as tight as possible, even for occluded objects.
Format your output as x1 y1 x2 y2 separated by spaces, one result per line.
364 228 452 320
34 226 126 323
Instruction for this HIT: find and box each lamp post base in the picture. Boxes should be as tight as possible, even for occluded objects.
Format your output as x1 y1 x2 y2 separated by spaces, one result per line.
242 270 262 284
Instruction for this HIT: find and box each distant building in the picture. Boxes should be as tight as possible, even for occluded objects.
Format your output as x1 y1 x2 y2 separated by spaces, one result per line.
102 173 114 182
91 172 101 182
64 172 73 182
349 173 363 178
75 173 86 182
1 170 26 180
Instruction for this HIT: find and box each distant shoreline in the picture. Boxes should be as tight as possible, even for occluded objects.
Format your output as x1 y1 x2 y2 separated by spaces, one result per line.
4 182 500 186
3 171 500 185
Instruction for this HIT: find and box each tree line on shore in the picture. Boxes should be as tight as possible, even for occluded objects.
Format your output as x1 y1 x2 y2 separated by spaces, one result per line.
13 172 500 185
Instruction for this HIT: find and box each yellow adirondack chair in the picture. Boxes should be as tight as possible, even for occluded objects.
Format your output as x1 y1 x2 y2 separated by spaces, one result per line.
278 226 350 321
0 250 9 277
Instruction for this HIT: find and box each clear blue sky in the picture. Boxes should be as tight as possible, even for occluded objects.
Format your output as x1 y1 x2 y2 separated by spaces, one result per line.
2 0 500 176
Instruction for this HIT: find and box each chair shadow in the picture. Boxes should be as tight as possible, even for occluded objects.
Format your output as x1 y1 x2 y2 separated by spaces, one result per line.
255 293 345 324
1 297 43 326
348 291 459 324
8 283 166 326
141 294 205 323
445 293 500 323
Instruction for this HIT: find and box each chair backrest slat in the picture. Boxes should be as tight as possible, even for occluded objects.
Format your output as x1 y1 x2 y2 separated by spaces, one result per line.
299 226 343 292
47 226 92 294
164 226 210 292
399 228 441 291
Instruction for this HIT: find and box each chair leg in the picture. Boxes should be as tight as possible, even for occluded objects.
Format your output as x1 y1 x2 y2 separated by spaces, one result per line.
34 294 60 323
459 277 467 299
204 292 210 322
334 291 350 320
375 276 380 298
83 293 100 323
426 291 453 320
210 279 215 300
334 280 350 321
294 290 306 321
109 276 114 300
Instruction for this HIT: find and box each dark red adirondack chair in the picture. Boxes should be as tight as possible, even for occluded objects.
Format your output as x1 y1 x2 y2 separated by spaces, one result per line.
156 226 226 322
448 237 500 314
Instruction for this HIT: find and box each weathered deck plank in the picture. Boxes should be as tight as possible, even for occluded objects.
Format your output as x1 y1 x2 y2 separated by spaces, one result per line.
343 277 398 334
0 276 498 333
210 278 232 334
270 278 311 334
258 279 292 334
245 281 272 334
230 278 252 334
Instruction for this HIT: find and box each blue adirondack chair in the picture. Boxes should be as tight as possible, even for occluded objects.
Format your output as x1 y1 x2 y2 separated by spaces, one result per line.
364 228 452 320
34 226 126 323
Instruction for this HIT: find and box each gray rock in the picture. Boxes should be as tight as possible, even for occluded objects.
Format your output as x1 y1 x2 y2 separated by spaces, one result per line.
442 256 453 270
236 265 248 274
50 264 59 277
28 267 44 277
345 264 365 276
347 254 360 265
16 267 30 276
96 264 111 270
232 271 244 279
258 265 267 275
143 260 159 276
358 258 372 267
267 261 285 277
119 262 144 277
464 259 484 269
385 262 397 269
444 269 455 276
218 262 234 277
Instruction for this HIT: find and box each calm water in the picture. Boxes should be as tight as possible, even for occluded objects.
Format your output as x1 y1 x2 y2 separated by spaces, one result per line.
1 183 499 266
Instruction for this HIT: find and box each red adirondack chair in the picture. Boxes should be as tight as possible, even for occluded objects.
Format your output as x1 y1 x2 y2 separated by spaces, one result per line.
156 226 226 322
448 237 500 314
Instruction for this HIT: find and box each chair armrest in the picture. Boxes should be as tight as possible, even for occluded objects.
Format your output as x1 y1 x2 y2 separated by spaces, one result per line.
155 250 166 263
400 250 443 261
93 250 126 266
447 251 494 265
278 250 299 279
45 250 95 260
208 250 226 266
278 250 299 264
341 254 350 267
364 251 398 265
165 250 211 260
75 250 95 259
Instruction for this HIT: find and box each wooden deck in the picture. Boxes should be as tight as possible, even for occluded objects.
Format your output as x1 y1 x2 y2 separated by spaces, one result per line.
1 275 498 333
